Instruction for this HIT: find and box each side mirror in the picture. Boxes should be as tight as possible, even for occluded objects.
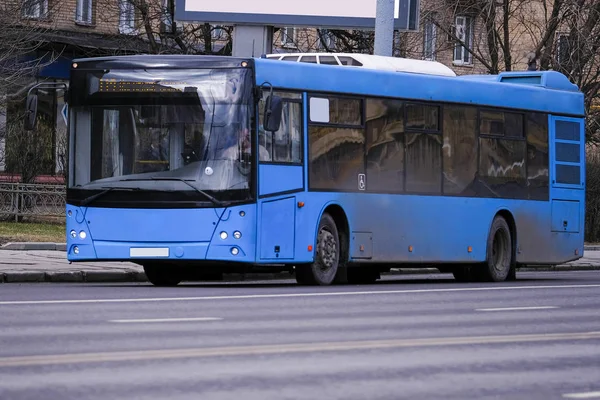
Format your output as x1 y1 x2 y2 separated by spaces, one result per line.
24 93 38 131
263 95 283 132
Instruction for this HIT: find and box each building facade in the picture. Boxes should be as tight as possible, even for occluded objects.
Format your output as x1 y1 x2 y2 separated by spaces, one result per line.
0 0 587 183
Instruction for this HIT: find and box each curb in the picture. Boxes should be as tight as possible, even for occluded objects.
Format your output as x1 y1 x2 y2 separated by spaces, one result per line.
1 266 599 284
0 243 67 251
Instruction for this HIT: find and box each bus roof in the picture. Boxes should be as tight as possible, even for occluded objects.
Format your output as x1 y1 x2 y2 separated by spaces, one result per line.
254 57 585 117
265 52 457 77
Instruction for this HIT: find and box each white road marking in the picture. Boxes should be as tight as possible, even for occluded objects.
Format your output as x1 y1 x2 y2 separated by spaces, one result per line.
1 284 600 306
476 306 559 312
109 317 222 323
563 391 600 399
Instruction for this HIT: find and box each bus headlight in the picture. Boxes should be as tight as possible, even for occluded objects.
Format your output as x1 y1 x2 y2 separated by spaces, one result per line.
79 231 87 239
70 230 76 238
231 247 239 255
233 231 242 239
220 231 228 240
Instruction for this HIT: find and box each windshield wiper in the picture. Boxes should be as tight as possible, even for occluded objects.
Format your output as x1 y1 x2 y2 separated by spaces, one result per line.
119 177 224 207
80 187 139 207
151 177 224 207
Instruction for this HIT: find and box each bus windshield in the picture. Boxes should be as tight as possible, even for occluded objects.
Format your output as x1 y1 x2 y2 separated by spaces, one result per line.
69 67 254 205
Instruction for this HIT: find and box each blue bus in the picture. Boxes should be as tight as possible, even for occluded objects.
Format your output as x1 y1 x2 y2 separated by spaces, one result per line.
24 54 586 286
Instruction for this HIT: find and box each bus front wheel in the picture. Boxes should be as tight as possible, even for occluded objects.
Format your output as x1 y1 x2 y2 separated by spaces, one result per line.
296 213 340 286
481 215 514 282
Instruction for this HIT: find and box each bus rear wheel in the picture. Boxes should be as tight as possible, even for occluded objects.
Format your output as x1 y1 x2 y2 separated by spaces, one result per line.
296 213 339 286
480 216 513 282
144 264 183 287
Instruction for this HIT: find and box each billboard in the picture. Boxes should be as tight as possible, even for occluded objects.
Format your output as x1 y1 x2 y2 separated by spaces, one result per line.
174 0 420 31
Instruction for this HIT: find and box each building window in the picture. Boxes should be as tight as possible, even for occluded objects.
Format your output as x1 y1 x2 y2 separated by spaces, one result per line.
423 18 437 60
75 0 93 24
280 27 296 48
22 0 47 18
318 29 336 50
211 25 224 40
161 0 172 31
453 16 473 65
556 34 571 66
119 0 135 34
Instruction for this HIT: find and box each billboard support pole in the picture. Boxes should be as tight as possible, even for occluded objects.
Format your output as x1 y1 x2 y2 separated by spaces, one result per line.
232 25 273 57
374 0 395 56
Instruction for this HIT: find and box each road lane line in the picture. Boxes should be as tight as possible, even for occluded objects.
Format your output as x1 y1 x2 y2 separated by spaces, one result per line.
109 317 222 323
1 284 600 306
476 306 559 312
563 392 600 399
1 331 600 368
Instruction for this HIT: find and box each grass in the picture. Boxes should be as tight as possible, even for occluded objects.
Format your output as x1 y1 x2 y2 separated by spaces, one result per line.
0 221 65 244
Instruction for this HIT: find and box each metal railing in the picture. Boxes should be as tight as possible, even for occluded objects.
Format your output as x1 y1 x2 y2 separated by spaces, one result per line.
0 183 65 221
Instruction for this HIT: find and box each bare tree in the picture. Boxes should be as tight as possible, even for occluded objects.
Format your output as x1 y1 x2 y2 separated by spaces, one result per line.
95 0 232 55
0 0 65 186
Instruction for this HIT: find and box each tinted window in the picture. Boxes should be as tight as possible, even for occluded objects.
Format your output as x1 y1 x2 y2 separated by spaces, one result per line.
526 112 549 199
479 138 527 197
505 112 524 138
309 96 362 126
555 120 580 141
480 111 504 136
443 105 478 194
365 99 404 193
406 103 439 131
319 56 339 65
405 133 442 193
309 126 365 190
338 56 363 66
480 110 524 138
300 56 317 63
258 91 302 163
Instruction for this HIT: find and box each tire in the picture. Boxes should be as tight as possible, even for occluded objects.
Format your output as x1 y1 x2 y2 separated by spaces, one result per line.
296 213 340 286
479 216 513 282
144 264 183 287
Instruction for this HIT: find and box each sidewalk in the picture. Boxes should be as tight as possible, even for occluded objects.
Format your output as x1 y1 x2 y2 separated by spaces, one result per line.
1 242 599 283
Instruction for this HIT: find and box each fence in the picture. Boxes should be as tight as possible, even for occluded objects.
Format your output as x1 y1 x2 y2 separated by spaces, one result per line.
0 183 65 221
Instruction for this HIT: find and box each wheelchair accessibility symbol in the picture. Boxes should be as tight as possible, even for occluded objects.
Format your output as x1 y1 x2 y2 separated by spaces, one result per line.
358 173 366 191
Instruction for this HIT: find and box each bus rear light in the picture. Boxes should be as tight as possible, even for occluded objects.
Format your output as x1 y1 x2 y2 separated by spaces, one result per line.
468 246 473 253
408 246 413 252
575 249 579 255
308 245 313 252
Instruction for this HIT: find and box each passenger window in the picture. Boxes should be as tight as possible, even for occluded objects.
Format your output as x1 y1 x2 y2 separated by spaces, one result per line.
480 111 505 136
259 91 302 163
479 110 524 138
406 103 439 131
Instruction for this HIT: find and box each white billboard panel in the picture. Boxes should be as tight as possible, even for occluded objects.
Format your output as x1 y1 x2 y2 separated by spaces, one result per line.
175 0 419 31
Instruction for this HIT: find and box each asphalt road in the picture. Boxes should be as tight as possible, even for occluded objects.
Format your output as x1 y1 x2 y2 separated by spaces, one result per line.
1 271 600 400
